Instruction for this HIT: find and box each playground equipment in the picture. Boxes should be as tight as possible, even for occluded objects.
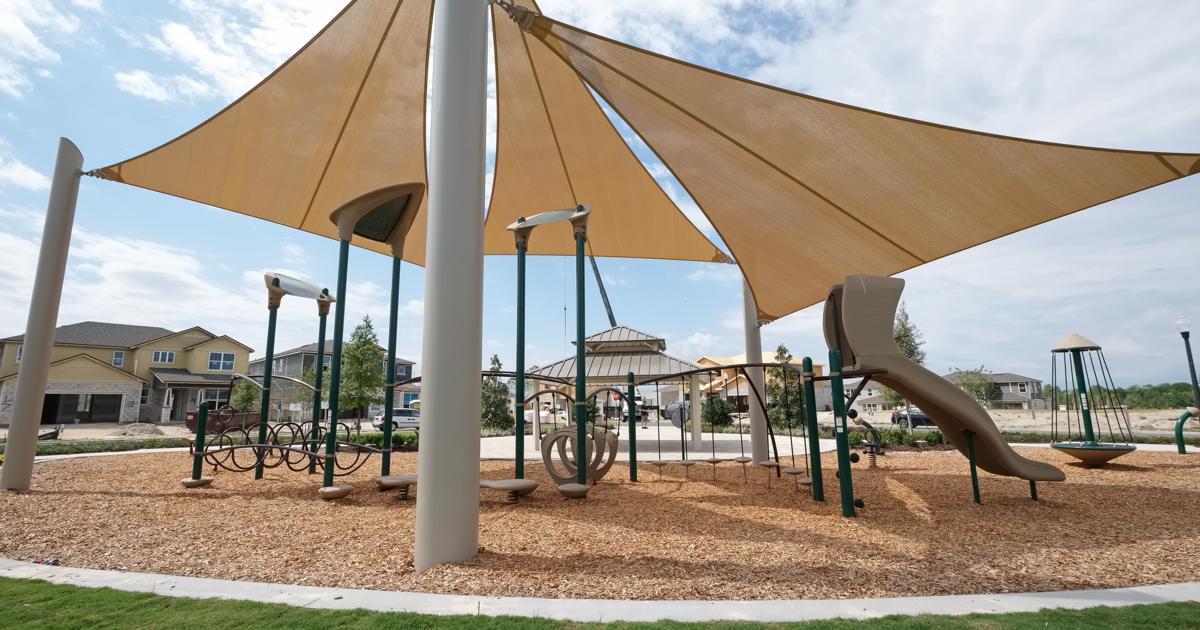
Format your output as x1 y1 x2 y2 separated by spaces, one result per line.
182 273 344 491
1177 407 1200 454
824 275 1065 509
509 205 591 498
1049 333 1136 466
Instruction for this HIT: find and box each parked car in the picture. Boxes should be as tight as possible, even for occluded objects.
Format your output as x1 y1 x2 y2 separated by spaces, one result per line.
372 407 421 431
891 407 934 428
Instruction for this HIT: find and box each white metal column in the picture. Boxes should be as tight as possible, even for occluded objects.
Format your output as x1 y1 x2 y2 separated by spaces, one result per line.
689 374 701 448
742 279 768 464
1 138 83 491
414 0 489 572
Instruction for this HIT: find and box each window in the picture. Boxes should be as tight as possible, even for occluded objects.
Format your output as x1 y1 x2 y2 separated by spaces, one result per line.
15 345 22 363
322 355 331 369
273 358 283 373
397 364 409 378
208 351 235 371
112 351 125 368
140 387 150 405
1018 382 1028 393
199 388 229 408
151 350 175 364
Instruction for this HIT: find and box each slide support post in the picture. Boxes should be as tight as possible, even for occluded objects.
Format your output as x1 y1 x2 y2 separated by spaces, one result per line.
802 357 824 501
829 349 855 517
964 429 981 504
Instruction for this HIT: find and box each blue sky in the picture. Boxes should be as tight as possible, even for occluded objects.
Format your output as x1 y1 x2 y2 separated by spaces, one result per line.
0 0 1198 385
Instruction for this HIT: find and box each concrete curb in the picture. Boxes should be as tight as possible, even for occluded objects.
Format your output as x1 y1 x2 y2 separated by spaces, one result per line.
0 558 1196 622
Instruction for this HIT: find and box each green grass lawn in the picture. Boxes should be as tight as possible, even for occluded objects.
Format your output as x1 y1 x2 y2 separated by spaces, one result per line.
1 577 1197 629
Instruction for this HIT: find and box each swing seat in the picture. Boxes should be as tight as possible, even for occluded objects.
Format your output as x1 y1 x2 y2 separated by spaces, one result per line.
704 457 722 465
733 456 753 464
318 484 353 500
376 474 418 490
782 467 805 475
649 460 672 467
757 460 780 468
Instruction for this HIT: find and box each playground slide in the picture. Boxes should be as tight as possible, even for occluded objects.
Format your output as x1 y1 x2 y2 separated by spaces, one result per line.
825 276 1065 482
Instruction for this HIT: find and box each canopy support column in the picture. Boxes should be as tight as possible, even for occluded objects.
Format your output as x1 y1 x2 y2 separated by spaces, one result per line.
689 375 701 449
742 279 768 466
414 0 488 572
1 138 83 492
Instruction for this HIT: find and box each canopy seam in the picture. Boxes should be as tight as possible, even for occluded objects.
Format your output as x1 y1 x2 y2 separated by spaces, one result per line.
298 0 406 229
518 28 579 206
539 27 925 265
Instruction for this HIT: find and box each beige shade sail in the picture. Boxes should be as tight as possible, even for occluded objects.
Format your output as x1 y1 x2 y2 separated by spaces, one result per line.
485 2 727 263
92 0 435 263
516 10 1200 321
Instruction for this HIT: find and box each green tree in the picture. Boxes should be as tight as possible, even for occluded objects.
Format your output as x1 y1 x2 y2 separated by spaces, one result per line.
230 379 258 412
481 354 514 433
701 394 734 428
765 344 804 429
339 315 386 418
883 302 927 420
951 366 997 406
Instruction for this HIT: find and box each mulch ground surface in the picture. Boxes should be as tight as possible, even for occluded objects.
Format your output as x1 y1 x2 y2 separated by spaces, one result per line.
1 448 1197 600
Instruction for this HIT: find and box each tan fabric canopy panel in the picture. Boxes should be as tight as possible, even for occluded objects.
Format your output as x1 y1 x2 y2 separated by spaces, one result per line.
93 0 435 262
485 2 727 263
519 12 1200 321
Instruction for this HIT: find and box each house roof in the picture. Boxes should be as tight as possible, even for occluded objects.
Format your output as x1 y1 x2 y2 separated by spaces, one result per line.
942 371 1042 385
183 334 255 352
2 321 174 348
151 368 234 387
579 326 666 353
532 351 700 383
0 353 147 383
254 340 415 364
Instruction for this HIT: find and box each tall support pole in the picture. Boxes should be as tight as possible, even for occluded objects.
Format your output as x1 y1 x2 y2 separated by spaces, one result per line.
1 138 83 492
829 349 856 517
689 375 702 449
802 357 824 501
190 402 209 481
254 306 278 480
1070 349 1097 444
514 239 527 478
414 0 488 572
1181 331 1200 407
573 224 588 485
308 308 328 474
742 279 768 465
381 257 401 477
964 430 981 504
323 240 351 487
627 371 638 482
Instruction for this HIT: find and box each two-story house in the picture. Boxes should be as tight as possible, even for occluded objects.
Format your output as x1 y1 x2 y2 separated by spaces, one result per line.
694 353 832 412
247 340 416 418
0 321 253 425
943 371 1047 410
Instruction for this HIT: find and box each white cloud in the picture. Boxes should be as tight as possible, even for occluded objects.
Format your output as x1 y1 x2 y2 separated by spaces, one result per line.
687 264 742 287
137 0 344 101
0 0 82 98
0 138 49 190
114 68 213 102
69 0 102 9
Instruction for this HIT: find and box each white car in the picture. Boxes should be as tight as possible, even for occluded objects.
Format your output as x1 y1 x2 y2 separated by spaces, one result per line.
372 407 421 431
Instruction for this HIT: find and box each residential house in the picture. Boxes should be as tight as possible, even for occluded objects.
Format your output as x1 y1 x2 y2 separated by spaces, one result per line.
0 321 252 425
248 340 416 419
943 371 1047 410
843 378 892 415
694 354 832 412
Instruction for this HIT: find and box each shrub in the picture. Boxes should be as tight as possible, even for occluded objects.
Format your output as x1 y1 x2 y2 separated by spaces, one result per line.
701 395 735 428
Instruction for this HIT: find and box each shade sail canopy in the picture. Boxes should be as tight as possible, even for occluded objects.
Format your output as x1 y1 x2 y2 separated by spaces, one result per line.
485 1 727 263
513 8 1200 321
94 0 435 262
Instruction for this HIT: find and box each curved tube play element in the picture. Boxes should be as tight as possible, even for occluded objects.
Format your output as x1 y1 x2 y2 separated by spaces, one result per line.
1176 407 1200 454
825 275 1065 482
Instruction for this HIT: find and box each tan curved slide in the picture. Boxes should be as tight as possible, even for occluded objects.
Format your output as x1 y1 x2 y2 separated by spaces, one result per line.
824 276 1065 482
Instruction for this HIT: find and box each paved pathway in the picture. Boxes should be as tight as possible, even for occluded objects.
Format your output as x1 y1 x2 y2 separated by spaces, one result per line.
1 557 1195 623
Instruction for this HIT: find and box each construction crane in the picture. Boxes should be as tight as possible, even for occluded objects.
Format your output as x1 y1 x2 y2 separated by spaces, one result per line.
588 253 618 328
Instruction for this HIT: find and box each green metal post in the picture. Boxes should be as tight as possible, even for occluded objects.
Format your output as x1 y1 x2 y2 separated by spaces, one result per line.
254 306 278 480
323 240 350 487
514 240 526 478
627 371 637 482
1029 480 1038 501
802 357 824 501
1176 410 1193 455
1070 349 1097 444
574 229 587 485
829 349 855 517
382 256 401 477
191 402 208 480
307 313 327 474
964 430 981 504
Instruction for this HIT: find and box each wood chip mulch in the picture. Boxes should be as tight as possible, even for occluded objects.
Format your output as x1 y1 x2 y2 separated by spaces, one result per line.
1 448 1198 600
